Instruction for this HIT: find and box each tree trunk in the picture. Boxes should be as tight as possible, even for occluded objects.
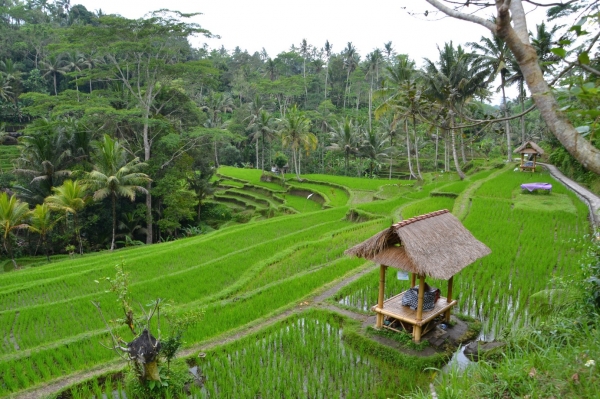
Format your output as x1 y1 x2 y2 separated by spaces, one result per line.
450 118 466 180
405 120 415 179
501 76 513 161
110 193 116 251
413 115 422 180
255 138 259 170
435 127 439 170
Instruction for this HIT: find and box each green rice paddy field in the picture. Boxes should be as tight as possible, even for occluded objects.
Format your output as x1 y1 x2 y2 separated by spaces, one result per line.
0 165 592 398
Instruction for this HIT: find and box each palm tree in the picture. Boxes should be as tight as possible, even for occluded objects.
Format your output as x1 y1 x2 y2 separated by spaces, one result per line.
40 54 69 95
0 74 12 102
469 35 513 160
0 59 22 109
45 179 88 255
376 54 421 179
327 117 359 176
28 203 58 262
248 109 275 171
0 193 30 269
365 49 383 130
422 42 488 179
278 105 317 180
342 42 359 109
360 128 390 178
324 40 333 99
82 134 151 251
15 120 72 200
200 92 234 168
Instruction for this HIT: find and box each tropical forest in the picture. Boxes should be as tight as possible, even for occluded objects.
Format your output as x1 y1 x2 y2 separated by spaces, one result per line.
0 0 599 398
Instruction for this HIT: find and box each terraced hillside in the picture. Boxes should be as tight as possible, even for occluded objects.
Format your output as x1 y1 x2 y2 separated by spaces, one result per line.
0 165 592 398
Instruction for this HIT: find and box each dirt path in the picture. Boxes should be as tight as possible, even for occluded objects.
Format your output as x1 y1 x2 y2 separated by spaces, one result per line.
12 264 377 399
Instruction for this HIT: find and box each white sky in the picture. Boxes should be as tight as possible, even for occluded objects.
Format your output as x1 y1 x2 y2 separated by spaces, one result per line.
72 0 551 102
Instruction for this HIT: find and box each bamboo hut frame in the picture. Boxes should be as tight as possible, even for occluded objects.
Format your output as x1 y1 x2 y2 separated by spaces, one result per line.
514 141 544 173
345 210 491 343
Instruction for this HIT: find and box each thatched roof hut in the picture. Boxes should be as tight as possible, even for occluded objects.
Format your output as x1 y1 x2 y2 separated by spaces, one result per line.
345 209 491 342
514 141 544 172
514 141 544 155
345 209 491 280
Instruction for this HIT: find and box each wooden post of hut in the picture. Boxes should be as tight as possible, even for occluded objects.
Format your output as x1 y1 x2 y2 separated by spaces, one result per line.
514 141 544 173
345 209 491 344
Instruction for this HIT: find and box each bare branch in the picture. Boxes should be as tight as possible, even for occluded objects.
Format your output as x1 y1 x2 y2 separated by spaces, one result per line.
425 0 498 31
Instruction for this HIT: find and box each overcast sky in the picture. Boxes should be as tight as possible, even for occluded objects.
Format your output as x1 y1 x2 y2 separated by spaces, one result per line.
72 1 550 103
72 1 550 64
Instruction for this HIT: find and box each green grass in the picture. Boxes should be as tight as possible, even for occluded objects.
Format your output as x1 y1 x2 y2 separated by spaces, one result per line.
303 174 413 190
218 166 285 191
287 181 349 207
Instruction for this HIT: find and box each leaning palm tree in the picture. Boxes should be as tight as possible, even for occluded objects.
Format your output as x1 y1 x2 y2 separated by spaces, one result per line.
278 105 317 180
45 179 88 255
0 193 30 269
327 117 359 176
82 134 151 251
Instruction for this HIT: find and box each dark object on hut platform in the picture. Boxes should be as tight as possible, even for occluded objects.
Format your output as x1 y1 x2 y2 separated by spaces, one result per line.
401 283 440 311
128 329 162 381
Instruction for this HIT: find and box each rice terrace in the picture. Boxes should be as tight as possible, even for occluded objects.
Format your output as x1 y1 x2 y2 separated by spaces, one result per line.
2 0 600 398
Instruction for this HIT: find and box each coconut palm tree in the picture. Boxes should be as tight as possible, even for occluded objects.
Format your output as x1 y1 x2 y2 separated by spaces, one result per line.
45 179 88 255
375 54 422 179
28 203 58 262
422 42 488 179
15 119 72 200
248 109 275 171
0 193 30 269
0 75 12 102
327 117 359 176
342 42 359 109
40 54 69 95
360 128 390 178
469 34 513 160
82 134 150 251
278 105 317 180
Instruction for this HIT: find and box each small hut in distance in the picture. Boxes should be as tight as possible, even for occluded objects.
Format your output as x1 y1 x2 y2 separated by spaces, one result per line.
514 141 544 172
345 210 491 343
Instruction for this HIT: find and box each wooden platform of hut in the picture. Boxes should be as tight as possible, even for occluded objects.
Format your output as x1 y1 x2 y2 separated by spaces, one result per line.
346 209 491 343
373 290 457 336
514 141 544 172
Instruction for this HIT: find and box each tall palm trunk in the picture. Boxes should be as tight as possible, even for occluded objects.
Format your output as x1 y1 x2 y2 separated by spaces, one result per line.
412 116 422 180
405 120 416 179
501 76 512 161
450 118 466 180
434 128 439 170
111 193 117 251
255 140 259 170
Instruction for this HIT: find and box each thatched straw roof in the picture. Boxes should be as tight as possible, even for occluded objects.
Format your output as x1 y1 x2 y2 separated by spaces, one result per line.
345 210 491 280
514 141 544 155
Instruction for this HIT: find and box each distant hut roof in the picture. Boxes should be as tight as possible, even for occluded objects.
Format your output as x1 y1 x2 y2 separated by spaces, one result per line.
345 209 491 280
514 141 544 155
